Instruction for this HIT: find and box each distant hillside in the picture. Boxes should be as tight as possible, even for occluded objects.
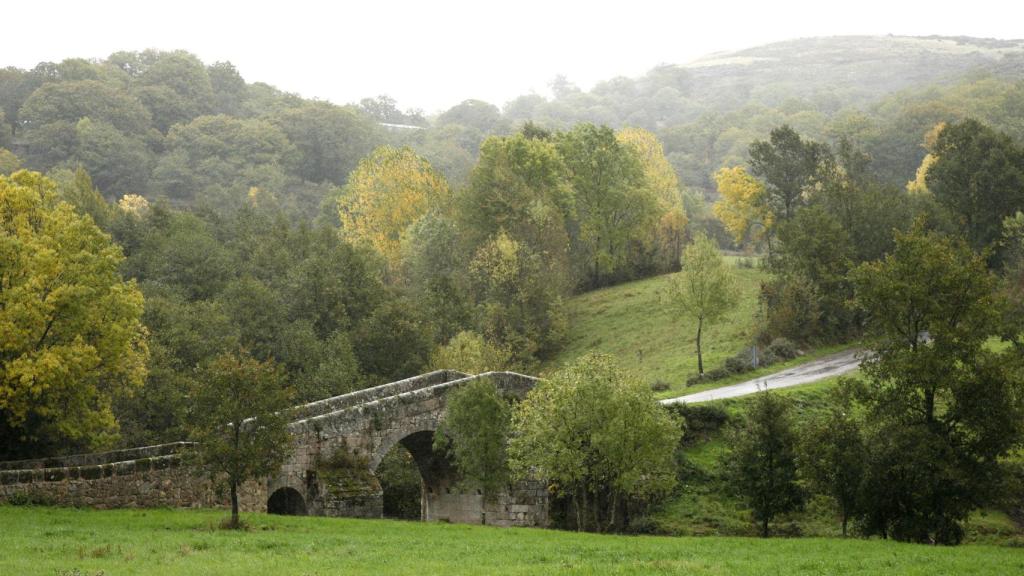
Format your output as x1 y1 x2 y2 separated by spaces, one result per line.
680 35 1024 113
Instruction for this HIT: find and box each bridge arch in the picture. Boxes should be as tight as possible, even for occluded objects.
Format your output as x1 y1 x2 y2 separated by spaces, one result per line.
267 486 307 515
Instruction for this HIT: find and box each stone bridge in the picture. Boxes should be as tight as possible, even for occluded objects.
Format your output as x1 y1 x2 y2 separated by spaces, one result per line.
0 371 548 527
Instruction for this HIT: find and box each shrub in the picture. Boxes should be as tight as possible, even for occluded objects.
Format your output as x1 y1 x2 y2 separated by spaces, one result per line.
666 403 730 444
650 380 671 392
767 337 800 361
725 354 752 374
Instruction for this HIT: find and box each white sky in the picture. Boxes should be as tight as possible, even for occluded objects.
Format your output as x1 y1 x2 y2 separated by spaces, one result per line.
6 0 1021 114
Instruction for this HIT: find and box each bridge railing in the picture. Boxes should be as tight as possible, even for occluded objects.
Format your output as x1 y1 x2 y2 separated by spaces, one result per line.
288 371 539 434
0 441 195 472
287 370 469 422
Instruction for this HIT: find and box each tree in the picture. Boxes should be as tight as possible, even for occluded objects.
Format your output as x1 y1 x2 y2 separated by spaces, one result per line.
728 389 803 537
926 119 1024 253
271 101 382 186
748 125 831 222
468 232 567 367
430 331 512 374
850 224 1024 543
509 354 680 532
188 351 292 528
338 146 449 275
557 124 657 288
617 127 688 271
713 166 772 249
798 384 867 536
666 235 738 376
152 115 296 205
434 376 512 503
0 171 147 459
459 133 573 263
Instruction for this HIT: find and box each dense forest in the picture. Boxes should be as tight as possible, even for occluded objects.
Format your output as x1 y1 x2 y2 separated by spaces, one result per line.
3 34 1024 544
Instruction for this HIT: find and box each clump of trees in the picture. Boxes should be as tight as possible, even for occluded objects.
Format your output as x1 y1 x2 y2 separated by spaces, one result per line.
726 223 1024 544
509 354 680 532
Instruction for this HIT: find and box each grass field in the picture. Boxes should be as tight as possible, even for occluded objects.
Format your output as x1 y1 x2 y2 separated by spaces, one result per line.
2 506 1023 576
546 259 766 394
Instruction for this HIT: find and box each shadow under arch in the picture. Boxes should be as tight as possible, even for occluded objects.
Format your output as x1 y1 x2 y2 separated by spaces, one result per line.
373 429 462 521
267 486 307 516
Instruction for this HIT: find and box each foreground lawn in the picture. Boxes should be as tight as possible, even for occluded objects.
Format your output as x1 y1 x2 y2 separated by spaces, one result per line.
2 506 1022 576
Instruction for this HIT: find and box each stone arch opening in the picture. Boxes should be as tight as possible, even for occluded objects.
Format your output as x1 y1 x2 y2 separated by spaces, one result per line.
374 430 461 521
267 487 307 516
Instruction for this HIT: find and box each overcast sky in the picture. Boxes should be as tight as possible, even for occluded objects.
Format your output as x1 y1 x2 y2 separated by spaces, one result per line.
6 0 1020 114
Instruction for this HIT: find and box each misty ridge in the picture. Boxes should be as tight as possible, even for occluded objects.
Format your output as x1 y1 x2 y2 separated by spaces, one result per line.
2 34 1023 220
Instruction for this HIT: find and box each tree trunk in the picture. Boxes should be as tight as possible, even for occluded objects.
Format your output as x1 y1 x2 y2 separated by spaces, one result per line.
696 316 704 376
230 479 239 528
842 514 848 538
762 516 769 538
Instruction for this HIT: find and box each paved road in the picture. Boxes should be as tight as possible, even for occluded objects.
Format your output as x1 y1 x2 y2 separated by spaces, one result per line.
660 348 864 405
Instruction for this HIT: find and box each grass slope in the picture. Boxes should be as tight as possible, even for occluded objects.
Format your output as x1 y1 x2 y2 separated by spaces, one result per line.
547 258 847 399
2 506 1023 576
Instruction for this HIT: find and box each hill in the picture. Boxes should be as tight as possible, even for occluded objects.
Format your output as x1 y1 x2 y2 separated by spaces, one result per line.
680 35 1024 113
543 258 764 392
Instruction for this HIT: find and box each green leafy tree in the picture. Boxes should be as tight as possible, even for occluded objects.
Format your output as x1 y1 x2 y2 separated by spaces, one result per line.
748 125 831 222
188 351 292 528
468 232 567 367
430 331 512 374
0 170 147 459
509 354 680 532
152 115 296 204
926 119 1024 254
667 235 738 375
434 376 512 503
851 224 1024 543
459 132 573 264
798 384 867 536
728 389 803 537
272 101 381 186
556 124 656 288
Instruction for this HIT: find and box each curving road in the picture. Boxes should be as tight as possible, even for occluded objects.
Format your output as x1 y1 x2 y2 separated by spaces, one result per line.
660 349 864 405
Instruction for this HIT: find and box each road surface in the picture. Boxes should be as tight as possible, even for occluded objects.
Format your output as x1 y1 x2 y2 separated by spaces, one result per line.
660 348 864 405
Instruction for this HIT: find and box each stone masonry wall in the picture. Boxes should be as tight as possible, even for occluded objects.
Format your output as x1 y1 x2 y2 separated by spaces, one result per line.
0 449 265 512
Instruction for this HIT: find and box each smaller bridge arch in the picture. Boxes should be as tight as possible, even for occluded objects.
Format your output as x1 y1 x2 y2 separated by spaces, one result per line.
267 486 307 515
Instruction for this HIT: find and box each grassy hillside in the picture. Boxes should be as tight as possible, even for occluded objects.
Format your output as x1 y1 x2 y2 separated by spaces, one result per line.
545 257 853 398
2 506 1022 576
545 258 764 391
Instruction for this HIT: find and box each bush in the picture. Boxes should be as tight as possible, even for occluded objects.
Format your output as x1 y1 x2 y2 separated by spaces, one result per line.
666 403 730 444
650 380 670 392
725 354 752 374
685 366 733 387
767 337 800 361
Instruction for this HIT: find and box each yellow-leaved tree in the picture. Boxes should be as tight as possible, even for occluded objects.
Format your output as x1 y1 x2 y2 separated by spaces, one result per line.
338 146 450 275
906 123 946 195
1 170 148 459
616 127 688 271
712 166 772 248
